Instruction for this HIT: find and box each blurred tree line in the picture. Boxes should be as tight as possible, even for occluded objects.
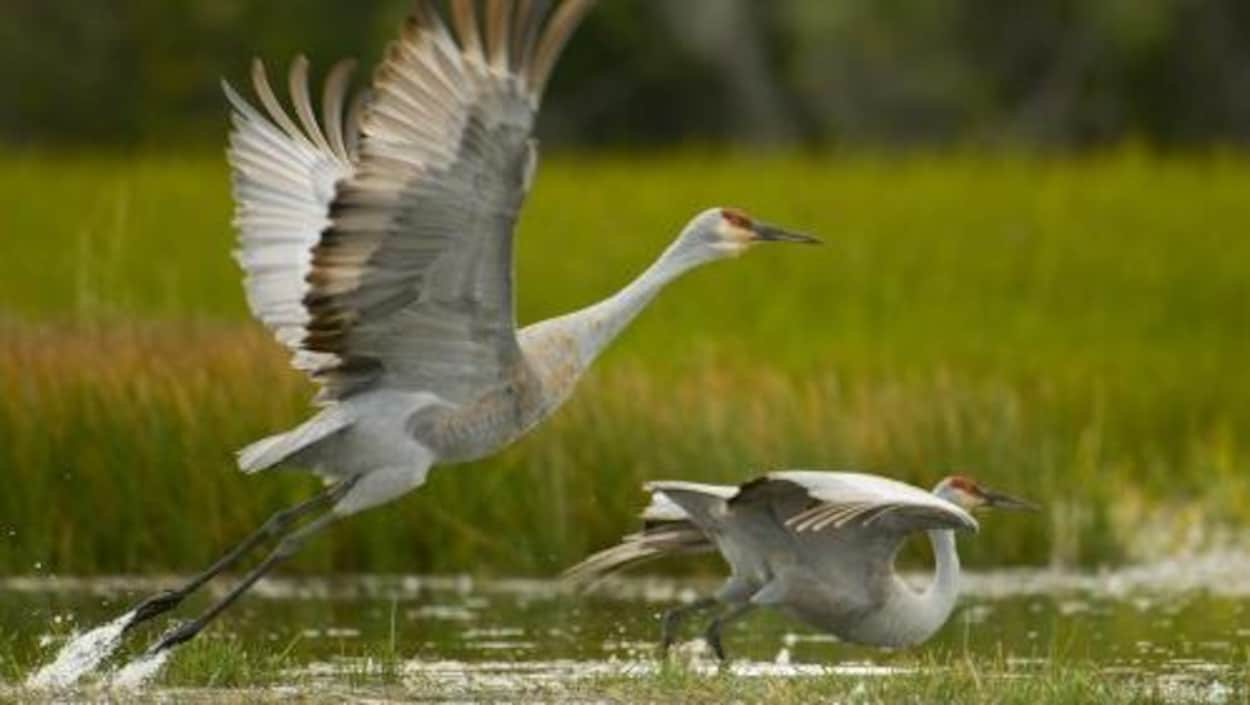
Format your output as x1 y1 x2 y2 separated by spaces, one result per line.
3 0 1249 150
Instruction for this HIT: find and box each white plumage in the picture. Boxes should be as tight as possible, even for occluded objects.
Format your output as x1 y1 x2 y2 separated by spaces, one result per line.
225 58 353 377
772 471 978 533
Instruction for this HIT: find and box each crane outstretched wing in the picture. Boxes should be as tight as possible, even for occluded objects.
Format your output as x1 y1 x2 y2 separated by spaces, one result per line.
226 0 595 404
225 57 359 378
735 470 980 537
731 471 978 578
760 471 978 535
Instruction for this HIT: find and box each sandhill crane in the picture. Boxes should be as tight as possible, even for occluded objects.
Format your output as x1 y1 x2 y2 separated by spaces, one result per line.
112 0 818 657
565 472 1035 661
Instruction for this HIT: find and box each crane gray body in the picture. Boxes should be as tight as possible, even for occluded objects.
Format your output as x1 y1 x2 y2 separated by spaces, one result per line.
657 475 966 648
64 0 819 669
566 472 1034 658
240 204 743 515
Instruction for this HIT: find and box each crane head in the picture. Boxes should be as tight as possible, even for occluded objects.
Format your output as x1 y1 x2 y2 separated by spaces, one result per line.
936 475 1038 513
684 208 821 258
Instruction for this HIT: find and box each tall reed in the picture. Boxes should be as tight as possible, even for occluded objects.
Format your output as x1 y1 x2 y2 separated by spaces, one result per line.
1 151 1248 574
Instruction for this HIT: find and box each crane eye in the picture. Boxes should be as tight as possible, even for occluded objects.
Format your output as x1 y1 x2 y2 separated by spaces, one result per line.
721 209 753 229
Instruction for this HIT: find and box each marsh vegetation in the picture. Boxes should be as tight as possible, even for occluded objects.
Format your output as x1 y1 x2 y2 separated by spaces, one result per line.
2 152 1248 576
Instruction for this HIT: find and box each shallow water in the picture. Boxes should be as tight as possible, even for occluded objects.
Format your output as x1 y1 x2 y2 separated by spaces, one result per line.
4 557 1250 701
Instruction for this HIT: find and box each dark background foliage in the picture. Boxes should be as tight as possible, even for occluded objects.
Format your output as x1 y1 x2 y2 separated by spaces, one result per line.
4 0 1249 150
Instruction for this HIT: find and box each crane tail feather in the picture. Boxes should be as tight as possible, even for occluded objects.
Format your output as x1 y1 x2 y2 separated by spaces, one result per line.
562 523 711 590
237 407 352 474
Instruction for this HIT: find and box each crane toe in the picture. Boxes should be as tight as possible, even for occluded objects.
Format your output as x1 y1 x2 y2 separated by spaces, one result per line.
127 590 185 632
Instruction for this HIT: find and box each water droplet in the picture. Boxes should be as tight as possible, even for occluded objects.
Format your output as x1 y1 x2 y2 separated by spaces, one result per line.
27 609 137 689
110 649 170 690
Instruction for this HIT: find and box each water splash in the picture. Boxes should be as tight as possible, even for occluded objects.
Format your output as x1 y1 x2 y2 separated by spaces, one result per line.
110 650 169 690
26 609 136 690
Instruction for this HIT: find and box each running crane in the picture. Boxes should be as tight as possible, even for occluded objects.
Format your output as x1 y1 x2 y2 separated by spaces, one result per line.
565 472 1035 660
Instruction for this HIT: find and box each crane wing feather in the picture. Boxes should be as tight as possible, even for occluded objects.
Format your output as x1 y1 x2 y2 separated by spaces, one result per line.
225 58 356 378
730 471 978 580
761 471 978 535
302 0 593 403
225 0 594 404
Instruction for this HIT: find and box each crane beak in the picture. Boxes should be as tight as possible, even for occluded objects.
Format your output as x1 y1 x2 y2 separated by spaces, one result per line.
981 488 1040 512
751 222 822 245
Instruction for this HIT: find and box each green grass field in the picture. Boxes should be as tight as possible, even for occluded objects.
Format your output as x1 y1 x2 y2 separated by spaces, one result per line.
1 150 1248 575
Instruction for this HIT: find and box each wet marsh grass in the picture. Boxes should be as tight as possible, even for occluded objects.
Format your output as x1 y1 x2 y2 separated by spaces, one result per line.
4 572 1250 702
0 644 1238 704
579 656 1229 705
158 635 298 689
2 151 1250 575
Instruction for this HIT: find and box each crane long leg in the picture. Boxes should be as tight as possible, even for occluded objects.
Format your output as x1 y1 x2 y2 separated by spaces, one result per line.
125 477 358 633
146 509 341 655
659 597 719 657
704 603 756 663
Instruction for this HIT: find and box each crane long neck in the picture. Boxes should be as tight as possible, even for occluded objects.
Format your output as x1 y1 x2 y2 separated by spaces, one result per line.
836 526 963 647
910 529 961 638
571 240 709 364
926 529 961 606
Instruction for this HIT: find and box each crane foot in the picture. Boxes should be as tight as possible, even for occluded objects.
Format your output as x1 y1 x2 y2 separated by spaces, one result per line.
126 590 185 632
